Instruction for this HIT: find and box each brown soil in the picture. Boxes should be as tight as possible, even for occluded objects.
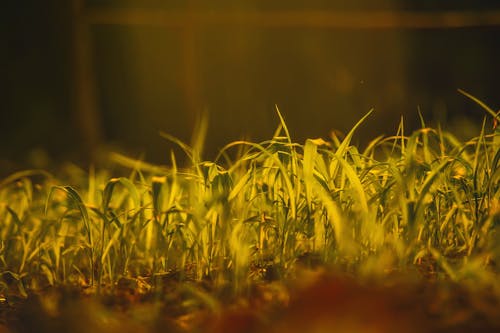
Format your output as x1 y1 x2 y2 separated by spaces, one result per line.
1 269 499 333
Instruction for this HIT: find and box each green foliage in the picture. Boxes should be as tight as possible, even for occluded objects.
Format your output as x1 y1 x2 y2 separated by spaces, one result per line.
0 105 499 298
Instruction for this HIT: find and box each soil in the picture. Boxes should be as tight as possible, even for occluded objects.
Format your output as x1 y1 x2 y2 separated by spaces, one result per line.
1 267 499 333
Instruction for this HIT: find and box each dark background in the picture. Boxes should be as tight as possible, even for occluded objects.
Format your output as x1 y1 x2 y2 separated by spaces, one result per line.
2 0 500 173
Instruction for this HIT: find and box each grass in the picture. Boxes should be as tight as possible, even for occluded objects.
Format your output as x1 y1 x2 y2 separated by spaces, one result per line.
0 99 499 332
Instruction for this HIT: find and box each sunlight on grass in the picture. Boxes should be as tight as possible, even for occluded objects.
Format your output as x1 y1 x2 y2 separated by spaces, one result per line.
0 101 499 333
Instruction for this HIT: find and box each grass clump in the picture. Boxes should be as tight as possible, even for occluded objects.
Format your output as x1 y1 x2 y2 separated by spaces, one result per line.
0 102 499 332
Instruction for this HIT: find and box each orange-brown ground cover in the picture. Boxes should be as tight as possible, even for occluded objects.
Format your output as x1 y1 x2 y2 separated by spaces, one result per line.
1 266 499 333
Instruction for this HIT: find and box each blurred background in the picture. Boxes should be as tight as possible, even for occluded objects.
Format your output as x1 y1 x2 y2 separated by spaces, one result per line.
2 0 500 173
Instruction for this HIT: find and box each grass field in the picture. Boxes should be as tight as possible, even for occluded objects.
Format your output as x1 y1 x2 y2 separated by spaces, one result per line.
1 97 499 332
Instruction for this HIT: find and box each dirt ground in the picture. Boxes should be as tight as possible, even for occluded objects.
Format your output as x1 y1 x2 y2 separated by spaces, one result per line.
1 267 499 333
